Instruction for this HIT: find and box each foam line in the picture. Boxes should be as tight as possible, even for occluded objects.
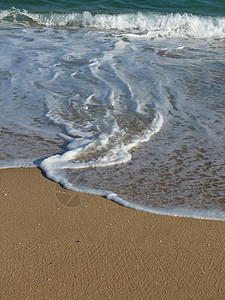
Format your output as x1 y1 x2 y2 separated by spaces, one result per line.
1 8 225 39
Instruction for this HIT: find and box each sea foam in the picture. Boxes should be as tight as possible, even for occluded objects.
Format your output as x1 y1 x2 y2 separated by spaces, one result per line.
1 8 225 39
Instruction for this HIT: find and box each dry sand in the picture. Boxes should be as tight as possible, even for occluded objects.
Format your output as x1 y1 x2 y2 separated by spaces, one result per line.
1 167 224 299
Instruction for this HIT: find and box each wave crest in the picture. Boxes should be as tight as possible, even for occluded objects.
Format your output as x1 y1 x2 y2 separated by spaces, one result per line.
1 8 225 39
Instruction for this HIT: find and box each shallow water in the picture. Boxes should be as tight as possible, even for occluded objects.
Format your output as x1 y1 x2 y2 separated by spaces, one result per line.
0 2 225 219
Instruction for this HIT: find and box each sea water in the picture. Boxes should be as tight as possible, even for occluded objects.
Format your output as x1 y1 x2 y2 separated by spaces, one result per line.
0 1 225 219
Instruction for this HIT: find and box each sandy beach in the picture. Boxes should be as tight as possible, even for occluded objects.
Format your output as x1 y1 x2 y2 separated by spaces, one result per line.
1 167 224 299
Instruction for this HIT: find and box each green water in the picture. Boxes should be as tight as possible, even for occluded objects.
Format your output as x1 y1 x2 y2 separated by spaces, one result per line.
1 0 225 16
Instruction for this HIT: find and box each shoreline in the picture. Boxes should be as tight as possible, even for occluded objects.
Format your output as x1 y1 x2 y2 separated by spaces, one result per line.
3 164 224 221
1 167 224 299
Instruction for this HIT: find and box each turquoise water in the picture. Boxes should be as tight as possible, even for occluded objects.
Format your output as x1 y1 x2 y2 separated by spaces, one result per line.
0 1 225 219
1 0 225 16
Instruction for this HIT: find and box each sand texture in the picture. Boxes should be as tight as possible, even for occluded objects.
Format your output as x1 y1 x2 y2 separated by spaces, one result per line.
1 167 225 299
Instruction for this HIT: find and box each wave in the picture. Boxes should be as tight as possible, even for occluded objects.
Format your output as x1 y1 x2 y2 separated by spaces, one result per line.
1 8 225 39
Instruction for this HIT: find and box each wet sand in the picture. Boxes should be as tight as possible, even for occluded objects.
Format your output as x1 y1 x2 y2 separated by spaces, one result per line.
1 167 224 299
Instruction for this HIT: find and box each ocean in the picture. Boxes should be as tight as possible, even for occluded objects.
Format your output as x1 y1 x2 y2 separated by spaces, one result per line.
0 0 225 219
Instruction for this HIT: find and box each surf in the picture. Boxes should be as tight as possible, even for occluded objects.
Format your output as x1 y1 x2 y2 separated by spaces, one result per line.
1 8 225 40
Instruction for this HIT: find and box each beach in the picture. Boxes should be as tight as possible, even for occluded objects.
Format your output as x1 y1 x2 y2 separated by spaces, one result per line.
1 167 224 299
1 1 225 298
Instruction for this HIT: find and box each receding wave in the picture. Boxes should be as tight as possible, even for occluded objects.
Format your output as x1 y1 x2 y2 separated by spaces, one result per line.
1 8 225 39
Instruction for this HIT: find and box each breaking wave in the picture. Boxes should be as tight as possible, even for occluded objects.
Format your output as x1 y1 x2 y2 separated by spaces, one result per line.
1 8 225 39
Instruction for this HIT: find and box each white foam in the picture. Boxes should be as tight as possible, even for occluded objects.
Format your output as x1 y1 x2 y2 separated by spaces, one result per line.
1 8 225 39
41 110 163 168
